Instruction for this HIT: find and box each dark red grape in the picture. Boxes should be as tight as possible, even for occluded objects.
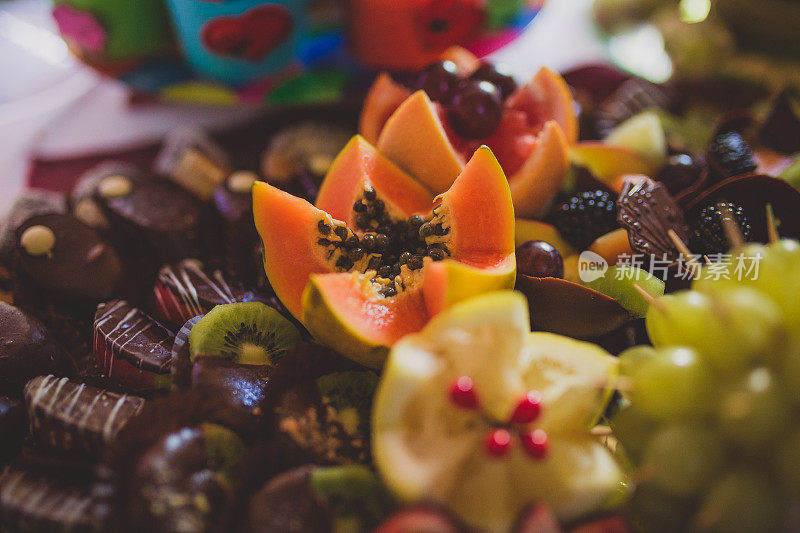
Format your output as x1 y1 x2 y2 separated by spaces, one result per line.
413 60 461 105
447 80 503 140
656 154 704 195
515 240 564 279
469 62 517 100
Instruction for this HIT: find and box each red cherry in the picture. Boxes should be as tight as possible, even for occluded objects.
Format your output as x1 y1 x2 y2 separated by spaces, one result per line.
511 390 543 424
448 376 479 410
484 428 512 458
521 429 548 459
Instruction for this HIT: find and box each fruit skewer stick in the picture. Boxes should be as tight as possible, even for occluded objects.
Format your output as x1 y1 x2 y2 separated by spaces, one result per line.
765 203 780 243
716 202 745 250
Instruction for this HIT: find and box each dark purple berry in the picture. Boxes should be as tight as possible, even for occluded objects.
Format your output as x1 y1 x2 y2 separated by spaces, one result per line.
690 202 752 257
469 62 517 100
413 60 461 105
708 131 757 178
549 190 618 250
447 80 503 140
515 241 564 279
656 154 704 195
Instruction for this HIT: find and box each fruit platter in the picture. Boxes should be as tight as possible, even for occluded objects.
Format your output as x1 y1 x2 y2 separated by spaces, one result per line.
3 41 800 533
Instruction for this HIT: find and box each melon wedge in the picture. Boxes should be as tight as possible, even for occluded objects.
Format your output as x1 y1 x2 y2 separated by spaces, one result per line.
377 91 465 194
508 121 570 219
570 142 660 185
507 66 579 146
254 146 516 368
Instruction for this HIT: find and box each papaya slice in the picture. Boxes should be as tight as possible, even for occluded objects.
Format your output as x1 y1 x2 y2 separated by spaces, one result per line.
253 145 516 368
377 91 466 194
368 67 575 219
358 46 478 145
316 136 434 225
359 73 411 146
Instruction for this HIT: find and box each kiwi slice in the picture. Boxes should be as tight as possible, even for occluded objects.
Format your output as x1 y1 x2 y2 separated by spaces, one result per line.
315 370 379 434
310 465 395 532
189 302 302 365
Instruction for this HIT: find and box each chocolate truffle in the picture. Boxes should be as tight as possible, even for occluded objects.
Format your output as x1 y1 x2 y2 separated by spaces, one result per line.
97 174 204 267
0 302 73 397
128 423 244 533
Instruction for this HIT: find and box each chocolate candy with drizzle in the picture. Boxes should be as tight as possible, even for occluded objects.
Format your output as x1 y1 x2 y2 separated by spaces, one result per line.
153 259 263 326
24 375 145 456
93 300 175 392
0 465 99 532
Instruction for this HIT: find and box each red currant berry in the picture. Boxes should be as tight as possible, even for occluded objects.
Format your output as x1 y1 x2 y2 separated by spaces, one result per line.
484 428 512 458
511 390 543 424
521 429 548 459
449 376 479 410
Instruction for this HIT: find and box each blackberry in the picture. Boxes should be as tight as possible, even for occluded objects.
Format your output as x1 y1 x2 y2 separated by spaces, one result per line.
690 202 752 257
549 190 618 250
708 131 757 178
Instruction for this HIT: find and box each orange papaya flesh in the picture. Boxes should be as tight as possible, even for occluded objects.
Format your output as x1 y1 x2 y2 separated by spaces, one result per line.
254 147 516 364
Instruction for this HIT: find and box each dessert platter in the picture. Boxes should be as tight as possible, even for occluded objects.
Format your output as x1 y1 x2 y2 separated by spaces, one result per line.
2 41 800 533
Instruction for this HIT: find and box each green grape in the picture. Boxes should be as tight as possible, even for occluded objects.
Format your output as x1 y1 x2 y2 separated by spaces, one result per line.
750 239 800 331
646 291 711 350
775 429 800 492
691 243 766 292
642 423 725 498
610 404 656 461
618 345 657 377
630 347 714 420
646 288 784 373
716 367 792 451
779 335 800 403
628 483 695 533
694 469 780 533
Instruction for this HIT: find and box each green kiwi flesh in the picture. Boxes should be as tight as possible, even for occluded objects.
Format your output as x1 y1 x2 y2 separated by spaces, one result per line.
315 371 379 434
189 302 302 365
310 465 395 531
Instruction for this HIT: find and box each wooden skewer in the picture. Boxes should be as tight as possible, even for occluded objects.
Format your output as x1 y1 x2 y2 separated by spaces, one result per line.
717 202 745 250
668 229 697 263
633 283 666 313
766 203 780 243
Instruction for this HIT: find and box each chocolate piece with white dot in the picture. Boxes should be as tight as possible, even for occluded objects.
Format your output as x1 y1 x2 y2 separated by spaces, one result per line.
14 213 124 304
